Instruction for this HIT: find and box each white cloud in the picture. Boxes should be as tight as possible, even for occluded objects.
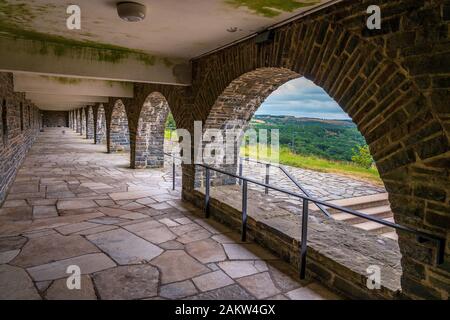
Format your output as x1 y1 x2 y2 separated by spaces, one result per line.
256 77 350 120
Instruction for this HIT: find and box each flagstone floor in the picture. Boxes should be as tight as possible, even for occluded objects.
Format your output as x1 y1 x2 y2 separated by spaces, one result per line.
0 128 341 300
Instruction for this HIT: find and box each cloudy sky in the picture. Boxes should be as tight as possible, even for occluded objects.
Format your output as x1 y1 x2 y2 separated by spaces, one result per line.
256 77 350 120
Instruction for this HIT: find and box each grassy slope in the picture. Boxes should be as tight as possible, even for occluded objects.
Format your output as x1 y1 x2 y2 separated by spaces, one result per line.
241 145 382 185
164 129 382 185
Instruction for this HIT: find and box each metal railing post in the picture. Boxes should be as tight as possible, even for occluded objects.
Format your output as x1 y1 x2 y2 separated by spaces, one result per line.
300 198 309 279
172 154 175 191
241 180 248 242
204 168 210 218
238 159 243 186
265 163 270 194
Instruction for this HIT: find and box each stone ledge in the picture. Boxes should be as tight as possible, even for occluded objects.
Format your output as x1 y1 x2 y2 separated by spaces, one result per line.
186 185 403 300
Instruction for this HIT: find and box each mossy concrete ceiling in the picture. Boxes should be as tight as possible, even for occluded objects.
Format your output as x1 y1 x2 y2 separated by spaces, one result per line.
0 0 333 110
0 0 328 59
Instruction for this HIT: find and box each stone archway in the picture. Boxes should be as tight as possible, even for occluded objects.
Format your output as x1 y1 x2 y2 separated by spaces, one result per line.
183 6 449 298
108 100 130 153
132 92 171 169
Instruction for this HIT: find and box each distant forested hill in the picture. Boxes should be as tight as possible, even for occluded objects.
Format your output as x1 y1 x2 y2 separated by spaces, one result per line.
248 115 367 162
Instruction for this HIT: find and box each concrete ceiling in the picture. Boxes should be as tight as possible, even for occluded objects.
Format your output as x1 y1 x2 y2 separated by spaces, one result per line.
0 0 335 110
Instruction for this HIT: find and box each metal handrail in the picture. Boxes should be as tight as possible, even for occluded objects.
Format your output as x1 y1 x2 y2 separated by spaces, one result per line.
240 157 332 218
196 162 445 279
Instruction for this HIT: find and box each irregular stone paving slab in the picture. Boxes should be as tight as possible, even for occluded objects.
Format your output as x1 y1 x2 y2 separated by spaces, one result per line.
186 239 227 264
286 283 341 300
267 294 289 300
149 202 173 210
120 202 146 211
45 275 96 300
136 197 156 205
192 270 234 292
24 229 57 239
194 218 232 234
135 226 177 244
27 253 116 281
174 217 191 225
35 280 52 293
0 206 33 221
160 280 198 299
237 272 281 299
159 240 184 250
57 199 98 210
0 249 20 264
150 250 209 284
120 212 148 220
88 216 126 225
0 265 41 299
93 265 159 300
0 235 27 252
33 205 58 219
87 229 163 265
267 262 302 292
223 243 276 260
109 191 157 201
11 233 99 268
56 222 99 235
2 200 28 208
218 260 268 279
187 284 255 300
122 220 163 232
97 207 136 217
76 225 118 236
158 218 180 227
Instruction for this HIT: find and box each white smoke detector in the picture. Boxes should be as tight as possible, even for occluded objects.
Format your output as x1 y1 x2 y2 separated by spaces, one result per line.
117 2 146 22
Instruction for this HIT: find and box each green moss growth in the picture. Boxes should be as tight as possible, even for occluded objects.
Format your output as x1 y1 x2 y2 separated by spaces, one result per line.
162 57 175 68
40 76 83 85
225 0 319 17
137 54 156 66
0 0 159 65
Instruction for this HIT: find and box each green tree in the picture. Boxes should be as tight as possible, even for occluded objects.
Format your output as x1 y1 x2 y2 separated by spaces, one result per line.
351 145 373 168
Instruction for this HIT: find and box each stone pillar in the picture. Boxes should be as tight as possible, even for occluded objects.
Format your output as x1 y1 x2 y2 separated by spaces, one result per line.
109 100 130 153
86 106 94 139
132 93 170 169
80 107 86 136
95 105 107 145
75 109 80 133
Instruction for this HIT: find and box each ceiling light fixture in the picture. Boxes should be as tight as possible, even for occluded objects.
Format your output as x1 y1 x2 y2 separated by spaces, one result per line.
117 2 146 22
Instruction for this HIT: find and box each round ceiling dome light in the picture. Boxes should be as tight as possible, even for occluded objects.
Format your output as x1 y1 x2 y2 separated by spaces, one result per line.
117 2 146 22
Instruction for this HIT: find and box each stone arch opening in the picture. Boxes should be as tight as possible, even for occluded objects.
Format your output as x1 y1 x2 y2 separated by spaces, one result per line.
194 56 448 298
95 104 107 145
132 92 171 169
109 100 130 153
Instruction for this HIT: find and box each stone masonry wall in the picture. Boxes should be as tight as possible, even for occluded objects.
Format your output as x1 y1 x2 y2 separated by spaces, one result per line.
86 106 94 139
42 111 68 127
0 72 41 205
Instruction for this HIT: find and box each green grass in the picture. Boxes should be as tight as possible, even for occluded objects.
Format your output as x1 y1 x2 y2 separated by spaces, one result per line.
164 129 177 140
240 145 382 184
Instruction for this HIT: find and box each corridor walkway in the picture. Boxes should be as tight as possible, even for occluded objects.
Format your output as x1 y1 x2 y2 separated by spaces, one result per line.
0 128 340 300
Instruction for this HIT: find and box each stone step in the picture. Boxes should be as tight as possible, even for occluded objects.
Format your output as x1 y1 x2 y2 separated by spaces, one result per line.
332 205 392 224
352 217 395 235
381 231 398 241
327 193 390 213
